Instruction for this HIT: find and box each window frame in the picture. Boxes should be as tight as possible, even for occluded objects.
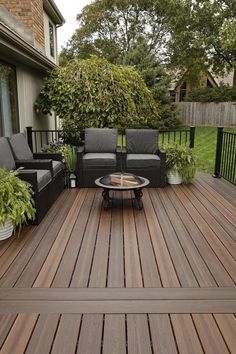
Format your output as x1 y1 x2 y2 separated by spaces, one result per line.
49 21 55 58
0 59 19 137
179 81 187 102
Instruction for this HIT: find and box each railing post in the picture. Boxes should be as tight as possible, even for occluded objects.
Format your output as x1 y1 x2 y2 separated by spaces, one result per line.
189 126 195 148
26 126 33 152
213 127 224 178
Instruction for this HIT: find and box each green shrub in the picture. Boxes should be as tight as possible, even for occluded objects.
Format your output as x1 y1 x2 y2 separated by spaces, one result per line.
36 56 160 144
165 144 197 183
185 86 236 102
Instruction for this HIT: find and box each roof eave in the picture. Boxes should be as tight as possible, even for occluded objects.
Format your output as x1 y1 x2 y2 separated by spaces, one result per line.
43 0 65 26
0 22 56 72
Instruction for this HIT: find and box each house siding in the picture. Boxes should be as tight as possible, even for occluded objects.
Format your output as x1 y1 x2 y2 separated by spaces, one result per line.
16 65 56 132
0 1 63 137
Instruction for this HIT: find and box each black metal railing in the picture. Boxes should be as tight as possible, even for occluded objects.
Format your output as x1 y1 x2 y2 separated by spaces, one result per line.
214 127 236 185
26 126 195 152
27 127 63 152
159 126 195 148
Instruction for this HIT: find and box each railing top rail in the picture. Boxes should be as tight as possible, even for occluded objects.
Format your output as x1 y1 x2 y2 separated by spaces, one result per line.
31 129 63 133
159 129 190 133
30 128 192 133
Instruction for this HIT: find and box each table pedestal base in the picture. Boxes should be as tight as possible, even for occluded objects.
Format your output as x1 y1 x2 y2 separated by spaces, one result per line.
102 188 143 210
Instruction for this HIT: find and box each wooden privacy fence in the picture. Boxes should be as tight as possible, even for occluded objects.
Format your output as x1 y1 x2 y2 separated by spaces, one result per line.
178 102 236 127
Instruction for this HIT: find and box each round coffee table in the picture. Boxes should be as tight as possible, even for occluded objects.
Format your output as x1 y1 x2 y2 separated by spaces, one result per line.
95 172 149 210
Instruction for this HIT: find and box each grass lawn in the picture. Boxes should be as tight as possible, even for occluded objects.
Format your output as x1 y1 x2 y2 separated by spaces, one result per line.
194 127 236 174
194 127 217 174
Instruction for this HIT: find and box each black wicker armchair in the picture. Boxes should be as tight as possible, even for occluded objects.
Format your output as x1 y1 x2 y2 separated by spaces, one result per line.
9 133 64 204
123 129 166 187
0 135 64 224
77 128 122 187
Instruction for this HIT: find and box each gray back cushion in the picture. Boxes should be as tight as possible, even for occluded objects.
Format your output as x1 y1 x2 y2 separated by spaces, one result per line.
0 137 16 170
9 133 33 160
126 129 158 154
85 128 118 153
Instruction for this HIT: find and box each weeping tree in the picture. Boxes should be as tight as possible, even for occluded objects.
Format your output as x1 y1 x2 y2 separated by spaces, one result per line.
36 56 160 144
59 0 180 128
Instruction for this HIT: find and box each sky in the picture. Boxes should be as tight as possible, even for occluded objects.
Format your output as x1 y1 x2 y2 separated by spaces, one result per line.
54 0 93 51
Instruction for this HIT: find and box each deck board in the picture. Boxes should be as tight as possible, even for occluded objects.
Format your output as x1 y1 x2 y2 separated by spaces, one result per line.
51 314 81 354
0 173 235 352
192 314 230 354
103 315 126 354
149 314 178 354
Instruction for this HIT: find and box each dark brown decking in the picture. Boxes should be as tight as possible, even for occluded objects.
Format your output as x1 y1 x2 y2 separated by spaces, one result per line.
0 173 235 353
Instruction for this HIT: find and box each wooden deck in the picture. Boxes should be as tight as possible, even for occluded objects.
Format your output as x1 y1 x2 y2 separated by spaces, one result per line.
0 173 235 353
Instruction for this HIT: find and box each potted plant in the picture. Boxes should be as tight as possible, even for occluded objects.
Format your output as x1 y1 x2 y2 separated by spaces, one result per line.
63 146 77 188
165 144 197 184
0 168 36 240
42 140 78 187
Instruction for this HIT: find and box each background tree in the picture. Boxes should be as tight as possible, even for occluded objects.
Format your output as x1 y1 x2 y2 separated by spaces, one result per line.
168 0 236 85
124 38 180 127
36 56 160 144
60 0 172 65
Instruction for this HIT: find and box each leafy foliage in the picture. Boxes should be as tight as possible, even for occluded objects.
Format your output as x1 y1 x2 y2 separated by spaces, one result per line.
61 119 81 146
59 0 180 128
63 147 77 173
168 0 236 84
0 168 35 229
165 144 196 183
59 0 172 65
185 85 236 102
123 38 180 128
42 139 77 172
36 56 160 138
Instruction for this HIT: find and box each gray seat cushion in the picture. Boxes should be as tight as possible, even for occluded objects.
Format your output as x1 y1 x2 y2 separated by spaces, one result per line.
0 137 16 170
126 154 160 168
52 160 64 176
9 133 33 160
85 128 118 153
126 129 158 154
22 169 52 192
83 153 117 168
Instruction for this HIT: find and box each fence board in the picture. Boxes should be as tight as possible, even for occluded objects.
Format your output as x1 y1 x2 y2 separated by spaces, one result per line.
178 102 236 127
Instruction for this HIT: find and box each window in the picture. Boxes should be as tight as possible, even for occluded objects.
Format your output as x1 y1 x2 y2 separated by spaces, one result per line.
49 22 55 58
207 79 213 88
0 62 19 137
179 81 187 101
169 90 176 102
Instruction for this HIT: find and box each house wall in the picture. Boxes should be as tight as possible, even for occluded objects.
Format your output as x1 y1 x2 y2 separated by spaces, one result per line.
31 0 45 49
16 65 56 133
174 73 217 103
0 1 63 138
0 0 45 50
